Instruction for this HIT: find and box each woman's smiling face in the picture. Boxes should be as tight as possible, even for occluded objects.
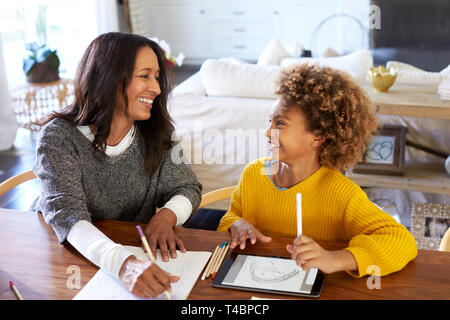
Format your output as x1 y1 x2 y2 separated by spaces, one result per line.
116 46 161 122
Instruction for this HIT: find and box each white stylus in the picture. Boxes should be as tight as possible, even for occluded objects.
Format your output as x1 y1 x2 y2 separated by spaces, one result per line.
296 193 302 237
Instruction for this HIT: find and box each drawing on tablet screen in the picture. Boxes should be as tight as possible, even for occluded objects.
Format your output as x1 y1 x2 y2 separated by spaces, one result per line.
247 259 300 283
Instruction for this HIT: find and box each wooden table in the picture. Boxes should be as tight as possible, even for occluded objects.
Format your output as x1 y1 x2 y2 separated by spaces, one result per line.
360 82 450 120
345 161 450 195
1 209 449 300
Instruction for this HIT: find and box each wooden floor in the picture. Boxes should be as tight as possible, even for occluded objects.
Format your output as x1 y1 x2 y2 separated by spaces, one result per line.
0 65 200 211
0 129 40 210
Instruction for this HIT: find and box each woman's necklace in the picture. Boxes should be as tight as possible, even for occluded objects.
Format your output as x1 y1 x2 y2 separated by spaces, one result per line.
107 125 133 146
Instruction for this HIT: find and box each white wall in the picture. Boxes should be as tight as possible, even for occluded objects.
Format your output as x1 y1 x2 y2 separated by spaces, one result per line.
0 35 18 151
128 0 371 65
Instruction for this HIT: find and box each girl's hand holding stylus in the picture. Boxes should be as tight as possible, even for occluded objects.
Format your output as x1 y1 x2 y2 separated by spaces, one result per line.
286 235 357 274
229 219 272 249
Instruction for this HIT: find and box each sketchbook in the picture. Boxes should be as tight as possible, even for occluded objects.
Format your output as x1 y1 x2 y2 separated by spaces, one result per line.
73 246 211 300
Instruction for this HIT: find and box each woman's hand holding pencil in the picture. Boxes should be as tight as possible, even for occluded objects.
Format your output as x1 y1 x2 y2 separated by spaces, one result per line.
118 226 179 299
119 256 179 299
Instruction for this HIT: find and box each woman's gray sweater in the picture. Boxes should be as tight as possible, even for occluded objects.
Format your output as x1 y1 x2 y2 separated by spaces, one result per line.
31 118 202 243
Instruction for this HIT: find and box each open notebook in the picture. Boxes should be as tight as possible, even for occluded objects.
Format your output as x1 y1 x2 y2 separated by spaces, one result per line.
73 246 211 300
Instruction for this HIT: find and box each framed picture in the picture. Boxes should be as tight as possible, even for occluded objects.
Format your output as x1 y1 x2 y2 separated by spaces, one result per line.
353 125 407 176
411 202 450 250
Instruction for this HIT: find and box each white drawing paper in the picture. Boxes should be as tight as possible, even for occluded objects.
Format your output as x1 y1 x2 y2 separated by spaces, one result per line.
73 246 211 300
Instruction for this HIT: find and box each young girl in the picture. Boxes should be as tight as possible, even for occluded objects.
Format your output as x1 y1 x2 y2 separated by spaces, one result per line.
218 64 417 277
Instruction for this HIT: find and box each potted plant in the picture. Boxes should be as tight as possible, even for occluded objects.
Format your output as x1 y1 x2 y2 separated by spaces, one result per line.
21 5 60 83
23 42 60 83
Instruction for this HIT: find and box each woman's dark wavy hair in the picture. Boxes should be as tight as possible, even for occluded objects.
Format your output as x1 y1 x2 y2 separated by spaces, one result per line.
41 32 175 175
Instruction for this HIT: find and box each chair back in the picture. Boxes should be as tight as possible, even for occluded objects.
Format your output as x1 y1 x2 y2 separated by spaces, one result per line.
0 170 36 197
439 227 450 252
199 186 235 209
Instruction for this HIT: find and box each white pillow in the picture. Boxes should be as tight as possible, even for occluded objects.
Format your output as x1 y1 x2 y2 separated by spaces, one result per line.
395 71 448 85
280 49 373 81
257 37 290 66
385 61 448 85
323 47 341 57
218 56 248 65
285 40 304 58
171 57 245 98
171 72 206 97
200 59 280 99
386 61 426 72
440 64 450 74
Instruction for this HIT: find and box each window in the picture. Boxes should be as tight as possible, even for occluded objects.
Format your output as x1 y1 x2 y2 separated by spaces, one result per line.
0 0 105 88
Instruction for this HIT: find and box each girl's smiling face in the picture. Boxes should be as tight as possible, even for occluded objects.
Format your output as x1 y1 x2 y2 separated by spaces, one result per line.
266 102 322 165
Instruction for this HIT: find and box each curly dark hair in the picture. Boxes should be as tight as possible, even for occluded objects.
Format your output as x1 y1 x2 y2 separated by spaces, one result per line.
275 63 378 171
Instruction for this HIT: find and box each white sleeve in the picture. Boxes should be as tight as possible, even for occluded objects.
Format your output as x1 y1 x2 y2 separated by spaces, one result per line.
67 220 134 278
162 195 193 226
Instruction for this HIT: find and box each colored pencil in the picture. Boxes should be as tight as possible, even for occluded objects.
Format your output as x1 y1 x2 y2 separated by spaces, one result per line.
201 244 221 280
209 242 227 278
209 241 228 278
9 281 23 300
211 242 230 280
205 243 224 279
208 241 228 277
136 225 172 300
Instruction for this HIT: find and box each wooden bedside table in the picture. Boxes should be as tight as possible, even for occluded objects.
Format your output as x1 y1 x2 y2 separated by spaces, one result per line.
346 82 450 194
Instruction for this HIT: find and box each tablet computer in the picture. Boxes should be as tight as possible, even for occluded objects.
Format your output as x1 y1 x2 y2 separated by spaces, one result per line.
212 252 325 298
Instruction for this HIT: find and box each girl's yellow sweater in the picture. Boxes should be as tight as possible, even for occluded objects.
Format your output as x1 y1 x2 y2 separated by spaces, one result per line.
217 158 417 277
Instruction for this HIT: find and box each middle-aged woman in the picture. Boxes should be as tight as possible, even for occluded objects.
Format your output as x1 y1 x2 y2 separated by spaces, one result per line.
31 32 202 298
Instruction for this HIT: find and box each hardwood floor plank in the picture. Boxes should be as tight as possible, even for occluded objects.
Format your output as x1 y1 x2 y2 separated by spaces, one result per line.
0 129 38 210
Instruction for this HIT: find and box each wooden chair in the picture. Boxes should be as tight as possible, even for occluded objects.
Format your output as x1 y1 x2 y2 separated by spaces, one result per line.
0 170 36 198
439 227 450 252
184 186 235 230
199 186 235 209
